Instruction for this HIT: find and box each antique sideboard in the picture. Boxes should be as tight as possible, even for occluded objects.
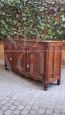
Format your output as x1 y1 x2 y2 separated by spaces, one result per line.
4 40 63 90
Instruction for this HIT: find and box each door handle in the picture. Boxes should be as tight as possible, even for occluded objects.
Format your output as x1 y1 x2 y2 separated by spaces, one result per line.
9 57 12 61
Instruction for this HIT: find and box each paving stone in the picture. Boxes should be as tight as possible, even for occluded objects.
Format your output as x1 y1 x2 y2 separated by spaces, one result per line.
27 114 33 115
53 113 61 115
4 109 13 115
62 105 65 109
45 108 53 114
55 105 63 109
61 113 65 115
37 108 46 114
47 105 55 109
13 100 21 106
20 109 29 115
1 105 9 111
0 111 3 115
9 105 17 110
17 105 25 110
44 114 51 115
21 101 27 106
9 99 15 103
5 102 12 107
0 104 3 108
5 97 11 101
12 109 21 115
25 105 32 110
31 105 39 110
29 109 37 115
0 100 7 105
62 109 65 113
54 108 61 114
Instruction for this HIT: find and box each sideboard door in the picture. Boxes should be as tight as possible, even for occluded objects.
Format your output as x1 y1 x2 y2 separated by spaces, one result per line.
27 47 44 81
14 47 27 74
4 41 14 71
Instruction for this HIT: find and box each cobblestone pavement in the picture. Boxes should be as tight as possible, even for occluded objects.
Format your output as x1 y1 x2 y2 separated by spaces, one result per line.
0 67 65 115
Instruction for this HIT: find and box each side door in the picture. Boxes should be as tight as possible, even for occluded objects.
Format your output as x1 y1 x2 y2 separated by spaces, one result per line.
4 40 14 71
46 44 62 83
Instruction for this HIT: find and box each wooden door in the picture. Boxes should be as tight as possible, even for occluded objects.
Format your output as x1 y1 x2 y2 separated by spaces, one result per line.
46 46 61 82
14 42 27 74
43 42 62 84
4 41 14 71
27 46 44 81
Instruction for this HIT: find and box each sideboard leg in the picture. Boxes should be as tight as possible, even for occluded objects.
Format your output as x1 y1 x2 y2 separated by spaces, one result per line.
57 79 60 85
44 83 48 91
5 61 8 70
42 79 48 90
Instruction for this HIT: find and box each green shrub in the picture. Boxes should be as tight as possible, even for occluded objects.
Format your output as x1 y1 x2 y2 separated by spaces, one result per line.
0 0 65 40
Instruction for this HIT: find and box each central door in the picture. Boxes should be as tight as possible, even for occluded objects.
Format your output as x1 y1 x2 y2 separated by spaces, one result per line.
14 41 27 74
27 46 44 80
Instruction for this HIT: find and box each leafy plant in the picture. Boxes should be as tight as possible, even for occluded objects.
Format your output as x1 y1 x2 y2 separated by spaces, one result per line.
0 0 65 40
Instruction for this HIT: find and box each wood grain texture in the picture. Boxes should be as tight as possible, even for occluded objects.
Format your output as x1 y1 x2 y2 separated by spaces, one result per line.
0 41 4 60
4 40 63 90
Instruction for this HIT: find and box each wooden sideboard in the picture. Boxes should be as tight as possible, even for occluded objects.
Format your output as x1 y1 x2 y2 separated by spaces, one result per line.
4 40 63 90
62 44 65 65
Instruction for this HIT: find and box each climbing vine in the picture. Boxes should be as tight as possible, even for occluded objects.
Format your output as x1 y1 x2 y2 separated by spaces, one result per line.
0 0 65 40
